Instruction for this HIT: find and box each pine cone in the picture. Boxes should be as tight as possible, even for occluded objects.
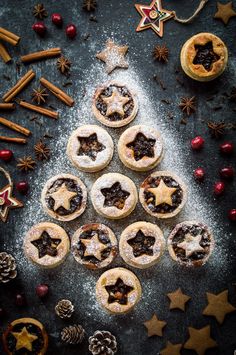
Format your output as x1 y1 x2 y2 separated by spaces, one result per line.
0 252 17 283
55 299 74 319
89 330 117 355
61 324 85 344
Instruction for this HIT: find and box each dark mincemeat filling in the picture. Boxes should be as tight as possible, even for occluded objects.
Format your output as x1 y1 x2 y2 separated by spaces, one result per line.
128 230 155 257
143 176 183 214
193 41 220 71
77 133 105 161
46 178 82 216
105 278 134 305
127 132 156 161
101 182 130 210
31 231 61 259
96 85 134 121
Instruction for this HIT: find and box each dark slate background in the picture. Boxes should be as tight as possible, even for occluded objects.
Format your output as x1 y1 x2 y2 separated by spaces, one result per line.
0 0 236 354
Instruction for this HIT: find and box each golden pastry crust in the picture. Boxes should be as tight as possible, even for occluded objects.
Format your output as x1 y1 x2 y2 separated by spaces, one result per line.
96 267 142 314
92 81 138 128
41 173 87 222
118 125 164 171
24 222 70 268
119 221 165 269
71 223 118 269
66 125 114 173
180 32 228 82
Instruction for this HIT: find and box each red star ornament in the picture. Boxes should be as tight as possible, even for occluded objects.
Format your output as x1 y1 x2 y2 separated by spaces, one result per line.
0 184 23 222
135 0 174 37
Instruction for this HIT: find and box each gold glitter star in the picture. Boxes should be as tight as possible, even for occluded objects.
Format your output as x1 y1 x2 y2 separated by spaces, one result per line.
81 233 107 261
50 183 77 211
214 1 236 25
12 327 38 351
147 179 177 206
102 88 130 117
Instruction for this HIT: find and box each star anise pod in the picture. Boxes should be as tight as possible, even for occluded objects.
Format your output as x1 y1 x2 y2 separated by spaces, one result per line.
83 0 97 11
153 44 169 63
57 56 71 74
31 87 48 105
17 156 36 172
33 4 48 19
207 121 226 138
34 140 50 160
179 96 196 116
229 87 236 101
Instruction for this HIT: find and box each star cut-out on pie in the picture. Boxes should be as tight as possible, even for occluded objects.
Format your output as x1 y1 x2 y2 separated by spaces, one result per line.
127 133 156 161
105 278 134 305
78 133 105 161
31 231 62 259
135 0 174 37
50 183 77 211
167 288 191 311
80 233 107 261
101 181 130 210
144 313 167 337
102 88 130 117
11 326 38 351
214 1 236 25
177 233 205 258
184 325 217 355
202 289 236 324
128 230 155 257
147 179 177 206
193 42 220 71
0 184 23 222
160 341 182 355
96 39 129 74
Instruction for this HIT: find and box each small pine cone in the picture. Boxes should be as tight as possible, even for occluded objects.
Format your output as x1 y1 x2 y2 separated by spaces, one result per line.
89 330 117 355
0 252 17 283
61 324 85 344
55 299 74 319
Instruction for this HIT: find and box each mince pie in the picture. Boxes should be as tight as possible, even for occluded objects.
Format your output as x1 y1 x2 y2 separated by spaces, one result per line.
24 222 70 268
67 125 114 172
71 223 118 269
96 267 142 314
41 173 87 221
119 221 165 269
92 81 138 128
139 170 187 219
118 125 164 171
2 317 48 354
167 221 215 267
180 32 228 82
91 173 138 219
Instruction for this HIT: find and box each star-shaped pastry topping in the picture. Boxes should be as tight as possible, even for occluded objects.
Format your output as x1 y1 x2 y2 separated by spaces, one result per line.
102 88 130 117
167 288 191 311
214 1 236 25
135 0 174 37
101 182 130 210
177 233 204 258
50 183 77 211
128 230 155 257
12 326 38 351
143 313 167 337
127 133 156 161
0 184 23 222
31 231 61 259
78 133 105 161
202 289 236 324
81 233 107 261
96 39 129 74
147 179 177 206
184 325 217 355
160 341 182 355
105 278 134 305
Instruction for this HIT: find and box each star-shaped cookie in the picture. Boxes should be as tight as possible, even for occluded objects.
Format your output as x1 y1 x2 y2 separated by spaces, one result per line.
160 341 182 355
147 179 177 206
81 233 107 261
50 183 77 211
167 288 191 311
102 88 130 117
12 326 38 351
177 233 204 258
214 1 236 25
184 325 217 355
96 39 129 74
0 184 23 222
143 313 167 337
202 289 236 324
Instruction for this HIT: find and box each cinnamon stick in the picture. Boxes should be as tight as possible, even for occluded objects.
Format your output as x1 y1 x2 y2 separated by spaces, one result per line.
0 42 11 63
19 100 58 119
40 77 74 107
0 103 15 110
0 116 31 136
3 69 35 103
0 27 20 46
0 136 26 144
21 47 61 63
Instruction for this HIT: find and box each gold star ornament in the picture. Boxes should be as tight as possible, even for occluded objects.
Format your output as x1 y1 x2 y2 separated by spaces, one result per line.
81 233 107 261
184 325 217 355
147 179 177 206
102 88 130 117
144 313 167 337
12 326 38 351
214 1 236 25
50 183 77 211
96 39 129 74
167 288 191 311
160 341 182 355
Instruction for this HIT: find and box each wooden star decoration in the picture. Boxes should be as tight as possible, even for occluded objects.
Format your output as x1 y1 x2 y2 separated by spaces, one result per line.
184 325 217 355
143 313 167 337
202 289 236 324
50 183 77 211
0 184 23 222
214 1 236 25
96 39 129 74
167 288 191 311
81 233 107 261
135 0 174 37
177 233 204 257
12 326 38 351
160 341 182 355
102 88 130 117
147 179 177 206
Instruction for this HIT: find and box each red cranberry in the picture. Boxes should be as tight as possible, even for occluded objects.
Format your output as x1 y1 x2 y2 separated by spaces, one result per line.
219 167 234 179
0 149 13 162
16 181 29 194
220 142 234 155
228 209 236 221
194 167 205 181
66 24 77 39
15 293 26 306
36 284 49 298
191 136 205 150
214 181 225 196
32 22 46 36
52 13 63 26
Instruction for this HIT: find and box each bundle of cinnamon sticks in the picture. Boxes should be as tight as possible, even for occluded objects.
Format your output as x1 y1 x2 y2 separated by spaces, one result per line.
0 27 20 63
